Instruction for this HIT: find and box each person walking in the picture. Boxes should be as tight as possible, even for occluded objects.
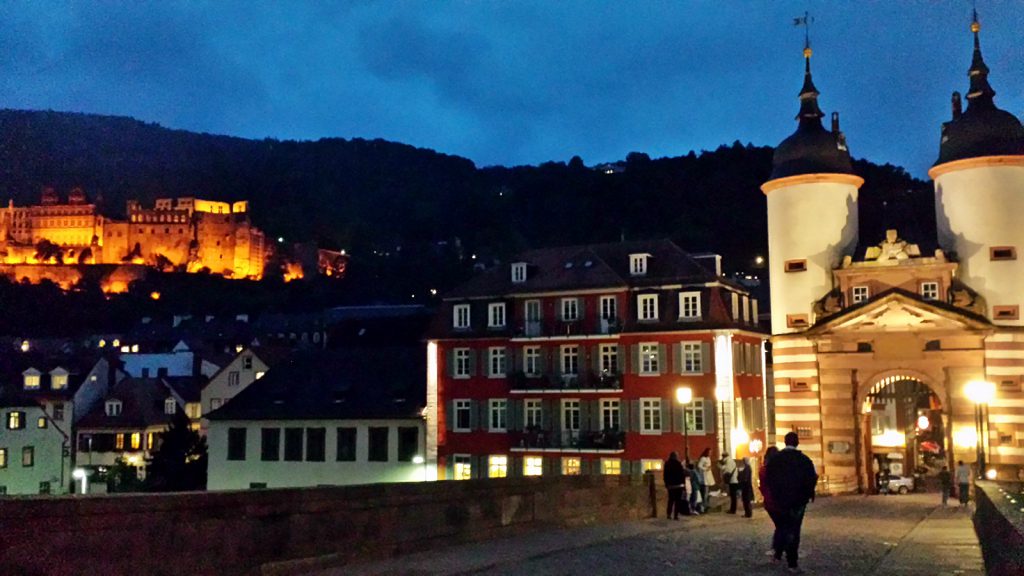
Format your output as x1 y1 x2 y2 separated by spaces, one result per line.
737 457 754 518
955 460 972 509
698 447 714 510
765 431 818 574
688 460 704 514
938 465 952 507
721 455 739 514
663 452 687 519
760 446 782 560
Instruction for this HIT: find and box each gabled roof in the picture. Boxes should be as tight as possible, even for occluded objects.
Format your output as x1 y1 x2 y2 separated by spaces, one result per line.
206 347 425 422
0 351 104 399
444 239 718 299
77 377 177 430
805 288 992 335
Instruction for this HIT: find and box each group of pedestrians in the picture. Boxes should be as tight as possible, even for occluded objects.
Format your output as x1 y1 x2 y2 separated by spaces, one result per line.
663 431 817 574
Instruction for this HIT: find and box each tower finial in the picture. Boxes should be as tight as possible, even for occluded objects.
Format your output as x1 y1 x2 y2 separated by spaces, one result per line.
793 12 822 123
966 6 995 109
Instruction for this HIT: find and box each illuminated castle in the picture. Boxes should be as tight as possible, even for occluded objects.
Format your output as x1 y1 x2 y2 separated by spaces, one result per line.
0 188 268 281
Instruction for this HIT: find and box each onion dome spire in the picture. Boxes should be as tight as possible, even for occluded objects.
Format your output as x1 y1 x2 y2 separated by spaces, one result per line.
966 10 996 109
797 44 824 124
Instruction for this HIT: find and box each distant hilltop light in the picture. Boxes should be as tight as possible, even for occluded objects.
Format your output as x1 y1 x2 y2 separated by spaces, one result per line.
277 237 284 243
755 256 765 265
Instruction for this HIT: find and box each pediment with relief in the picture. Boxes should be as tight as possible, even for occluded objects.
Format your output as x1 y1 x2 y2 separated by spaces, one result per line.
808 291 990 334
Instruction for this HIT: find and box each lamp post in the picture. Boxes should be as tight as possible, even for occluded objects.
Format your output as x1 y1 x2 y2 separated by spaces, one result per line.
965 380 996 478
676 386 693 462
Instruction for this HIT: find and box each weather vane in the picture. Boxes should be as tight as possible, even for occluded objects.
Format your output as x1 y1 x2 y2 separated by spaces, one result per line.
793 11 814 52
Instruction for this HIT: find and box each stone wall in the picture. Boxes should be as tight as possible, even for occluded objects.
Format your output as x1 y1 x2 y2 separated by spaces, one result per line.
973 480 1024 576
0 474 655 576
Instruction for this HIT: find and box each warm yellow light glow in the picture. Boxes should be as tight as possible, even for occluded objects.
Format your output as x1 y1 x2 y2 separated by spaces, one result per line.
283 262 304 282
986 468 998 480
149 291 161 300
749 439 764 454
965 380 996 404
873 429 906 448
98 339 106 348
917 415 930 430
755 256 764 265
675 386 693 405
862 400 873 414
731 427 750 454
20 340 29 352
523 456 543 476
953 427 979 448
112 339 120 348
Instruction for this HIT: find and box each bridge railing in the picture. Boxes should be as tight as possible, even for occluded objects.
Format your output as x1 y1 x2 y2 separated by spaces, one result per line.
974 480 1024 576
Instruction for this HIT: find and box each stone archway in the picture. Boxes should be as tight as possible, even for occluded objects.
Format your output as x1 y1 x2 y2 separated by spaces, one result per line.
856 370 949 494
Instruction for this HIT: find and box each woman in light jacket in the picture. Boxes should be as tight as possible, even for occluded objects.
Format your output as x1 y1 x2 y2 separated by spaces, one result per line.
698 447 714 510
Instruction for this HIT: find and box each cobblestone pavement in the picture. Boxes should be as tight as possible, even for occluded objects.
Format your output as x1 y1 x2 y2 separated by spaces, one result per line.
323 493 983 576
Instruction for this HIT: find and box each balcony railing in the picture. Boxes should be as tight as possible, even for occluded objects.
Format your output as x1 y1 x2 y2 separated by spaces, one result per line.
512 427 626 451
510 370 622 391
513 317 622 338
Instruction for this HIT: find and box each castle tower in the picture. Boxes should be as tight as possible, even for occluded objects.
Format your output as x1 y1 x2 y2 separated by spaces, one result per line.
930 11 1024 325
761 42 864 334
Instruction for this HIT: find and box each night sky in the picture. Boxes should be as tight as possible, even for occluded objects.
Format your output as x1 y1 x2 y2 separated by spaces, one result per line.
1 1 1022 177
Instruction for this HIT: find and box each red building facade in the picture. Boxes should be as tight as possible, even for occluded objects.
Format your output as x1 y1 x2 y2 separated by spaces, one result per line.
426 240 769 481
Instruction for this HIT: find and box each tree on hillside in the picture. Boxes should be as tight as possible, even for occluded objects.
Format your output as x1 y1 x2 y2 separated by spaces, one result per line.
145 413 207 492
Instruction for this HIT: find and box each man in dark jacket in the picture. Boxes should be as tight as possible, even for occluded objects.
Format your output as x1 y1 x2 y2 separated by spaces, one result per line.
764 432 818 573
663 451 688 519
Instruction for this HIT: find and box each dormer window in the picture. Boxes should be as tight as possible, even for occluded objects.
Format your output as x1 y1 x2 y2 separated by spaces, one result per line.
630 253 649 276
511 262 527 283
22 369 41 390
50 368 69 390
164 398 177 415
453 304 471 329
105 400 122 417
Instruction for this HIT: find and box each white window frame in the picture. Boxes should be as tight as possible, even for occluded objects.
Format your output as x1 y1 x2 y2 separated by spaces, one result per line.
523 456 543 476
524 399 542 428
731 292 739 319
560 298 579 321
453 399 471 432
921 282 939 301
105 400 122 417
681 342 703 374
23 374 41 390
453 304 471 329
488 302 506 328
525 300 541 322
600 398 620 431
629 253 648 276
453 348 471 379
641 459 663 472
684 398 706 434
523 346 541 376
488 347 507 378
562 399 581 432
164 398 177 415
599 344 618 375
561 345 579 375
511 262 527 283
601 458 622 475
678 291 701 320
638 294 659 321
639 342 659 375
640 397 662 434
851 285 870 304
488 455 508 478
489 399 508 432
742 295 750 322
562 457 581 476
599 295 617 320
453 454 472 480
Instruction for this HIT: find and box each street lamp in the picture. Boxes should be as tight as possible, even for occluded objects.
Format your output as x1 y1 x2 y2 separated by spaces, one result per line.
965 380 996 477
676 386 693 461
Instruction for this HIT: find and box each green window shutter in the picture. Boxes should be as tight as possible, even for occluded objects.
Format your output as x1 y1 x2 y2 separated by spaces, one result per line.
509 399 522 431
578 298 586 323
619 400 630 431
659 399 668 432
474 454 486 479
580 401 592 432
631 344 640 375
703 399 716 434
510 455 522 478
592 345 601 373
446 348 455 378
544 456 557 476
732 342 740 373
673 343 682 375
700 342 711 375
658 344 668 375
670 402 680 433
468 349 478 377
630 399 641 432
553 347 562 377
468 400 479 430
446 400 454 431
538 347 548 374
754 343 763 375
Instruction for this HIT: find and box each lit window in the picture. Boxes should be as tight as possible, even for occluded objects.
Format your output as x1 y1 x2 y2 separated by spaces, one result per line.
629 253 648 276
6 411 24 430
561 345 579 376
453 348 471 378
488 347 507 378
561 298 579 321
851 286 870 304
524 399 542 428
523 346 541 376
488 455 508 478
641 398 662 434
23 373 40 390
51 373 68 389
37 417 47 429
638 294 659 321
488 303 506 328
681 342 703 374
524 456 543 476
679 292 701 320
562 457 581 476
131 433 141 450
453 399 471 431
489 399 507 432
601 458 621 475
255 371 266 380
640 342 660 375
0 448 6 468
453 304 471 329
921 282 939 301
115 434 124 450
601 399 620 431
453 455 472 480
164 398 177 415
641 459 663 472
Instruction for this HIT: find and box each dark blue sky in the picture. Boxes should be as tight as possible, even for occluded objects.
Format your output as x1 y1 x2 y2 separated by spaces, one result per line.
1 1 1022 177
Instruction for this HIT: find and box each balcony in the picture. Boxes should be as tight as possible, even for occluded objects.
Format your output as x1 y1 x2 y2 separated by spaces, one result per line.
511 427 626 452
510 370 622 392
513 317 621 339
